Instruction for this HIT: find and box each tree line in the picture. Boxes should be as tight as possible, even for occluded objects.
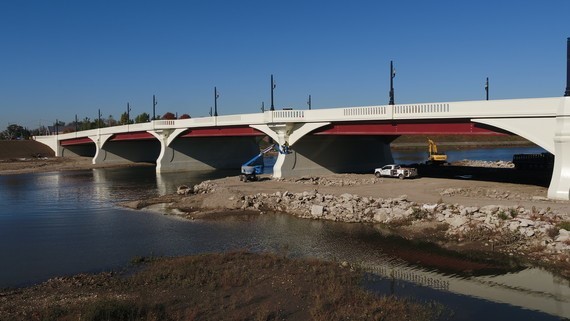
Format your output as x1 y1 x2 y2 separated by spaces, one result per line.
0 112 192 140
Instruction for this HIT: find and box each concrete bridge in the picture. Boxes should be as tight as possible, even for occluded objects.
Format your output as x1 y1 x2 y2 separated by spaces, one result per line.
35 96 570 200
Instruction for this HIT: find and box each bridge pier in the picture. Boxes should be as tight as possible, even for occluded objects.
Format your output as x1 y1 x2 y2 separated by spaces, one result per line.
253 122 397 178
150 129 260 173
548 97 570 200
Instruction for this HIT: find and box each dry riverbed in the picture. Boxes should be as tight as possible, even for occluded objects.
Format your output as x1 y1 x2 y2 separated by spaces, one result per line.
123 173 570 279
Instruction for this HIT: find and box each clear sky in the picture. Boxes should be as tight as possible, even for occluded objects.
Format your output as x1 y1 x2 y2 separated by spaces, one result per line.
1 0 569 129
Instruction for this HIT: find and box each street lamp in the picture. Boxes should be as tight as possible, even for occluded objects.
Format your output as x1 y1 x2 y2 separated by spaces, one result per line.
126 102 131 124
565 37 570 97
389 61 395 105
270 74 276 111
261 101 265 112
214 87 219 117
307 94 312 110
485 77 490 100
98 109 102 128
152 94 158 120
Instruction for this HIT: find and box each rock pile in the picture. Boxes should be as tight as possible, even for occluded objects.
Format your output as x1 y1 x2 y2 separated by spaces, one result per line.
233 189 570 257
439 187 526 200
177 181 217 195
281 175 383 187
452 159 515 168
180 177 569 262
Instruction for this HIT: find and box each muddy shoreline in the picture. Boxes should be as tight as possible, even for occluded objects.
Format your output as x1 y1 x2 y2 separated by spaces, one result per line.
122 173 570 279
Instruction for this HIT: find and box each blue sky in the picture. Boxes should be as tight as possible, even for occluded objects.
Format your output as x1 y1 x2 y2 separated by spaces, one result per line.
1 0 569 129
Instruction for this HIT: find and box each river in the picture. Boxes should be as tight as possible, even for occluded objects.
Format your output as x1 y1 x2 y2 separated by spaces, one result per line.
0 146 569 320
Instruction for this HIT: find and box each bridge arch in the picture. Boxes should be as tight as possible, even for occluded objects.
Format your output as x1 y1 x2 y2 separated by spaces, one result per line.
472 118 555 153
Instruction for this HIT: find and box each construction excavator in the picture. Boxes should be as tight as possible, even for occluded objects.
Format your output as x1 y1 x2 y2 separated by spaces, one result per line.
427 138 448 165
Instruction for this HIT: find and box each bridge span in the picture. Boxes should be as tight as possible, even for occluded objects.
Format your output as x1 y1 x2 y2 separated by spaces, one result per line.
35 96 570 200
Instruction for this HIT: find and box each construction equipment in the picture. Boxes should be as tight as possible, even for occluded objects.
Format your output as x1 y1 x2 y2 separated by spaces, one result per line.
427 138 447 165
240 144 276 182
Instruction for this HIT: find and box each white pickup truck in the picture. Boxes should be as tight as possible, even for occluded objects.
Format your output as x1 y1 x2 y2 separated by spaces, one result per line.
374 164 418 179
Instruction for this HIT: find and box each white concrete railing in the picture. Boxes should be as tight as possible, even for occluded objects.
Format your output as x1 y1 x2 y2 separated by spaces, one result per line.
36 96 562 141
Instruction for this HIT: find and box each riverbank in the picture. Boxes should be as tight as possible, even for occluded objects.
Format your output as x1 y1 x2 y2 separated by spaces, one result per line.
0 156 151 175
0 251 444 321
123 173 570 279
390 134 533 149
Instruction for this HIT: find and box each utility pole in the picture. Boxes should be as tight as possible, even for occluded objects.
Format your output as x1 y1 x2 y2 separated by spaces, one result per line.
270 74 276 111
565 37 570 96
485 77 489 100
214 87 219 117
307 94 312 110
389 61 395 105
126 102 131 124
261 101 265 112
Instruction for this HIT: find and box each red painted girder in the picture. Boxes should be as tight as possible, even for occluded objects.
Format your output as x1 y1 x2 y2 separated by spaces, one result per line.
60 137 94 146
314 121 507 135
180 126 263 137
110 132 155 141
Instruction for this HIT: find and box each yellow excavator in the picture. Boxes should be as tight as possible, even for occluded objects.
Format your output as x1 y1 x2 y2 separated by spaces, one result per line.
427 138 447 165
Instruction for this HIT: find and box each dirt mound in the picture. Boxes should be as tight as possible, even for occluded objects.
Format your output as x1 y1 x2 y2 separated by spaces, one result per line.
0 140 54 160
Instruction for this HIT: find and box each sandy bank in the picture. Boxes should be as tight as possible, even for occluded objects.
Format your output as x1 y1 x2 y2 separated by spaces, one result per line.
123 174 570 278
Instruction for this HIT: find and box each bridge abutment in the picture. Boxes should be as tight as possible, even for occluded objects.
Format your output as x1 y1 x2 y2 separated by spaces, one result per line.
548 97 570 200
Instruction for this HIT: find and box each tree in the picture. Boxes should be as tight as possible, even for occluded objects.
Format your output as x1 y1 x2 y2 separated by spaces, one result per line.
179 113 191 119
107 115 117 127
119 112 132 125
162 112 176 120
1 124 30 140
134 112 150 123
79 117 92 130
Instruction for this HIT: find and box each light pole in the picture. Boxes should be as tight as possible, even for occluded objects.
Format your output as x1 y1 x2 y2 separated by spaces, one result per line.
261 101 265 112
126 102 131 124
485 77 489 100
98 109 102 128
152 94 158 120
389 61 395 105
565 37 570 97
214 87 219 116
270 74 276 111
307 94 312 110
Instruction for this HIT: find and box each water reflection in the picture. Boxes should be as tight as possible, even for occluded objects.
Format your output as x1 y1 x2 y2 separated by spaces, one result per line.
0 165 569 319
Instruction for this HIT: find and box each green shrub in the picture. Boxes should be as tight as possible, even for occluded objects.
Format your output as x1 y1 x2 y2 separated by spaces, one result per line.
557 221 570 231
497 210 509 220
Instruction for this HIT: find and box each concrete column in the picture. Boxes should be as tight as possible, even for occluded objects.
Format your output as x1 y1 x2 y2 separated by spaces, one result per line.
90 134 114 164
149 129 187 173
548 97 570 200
251 122 331 178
